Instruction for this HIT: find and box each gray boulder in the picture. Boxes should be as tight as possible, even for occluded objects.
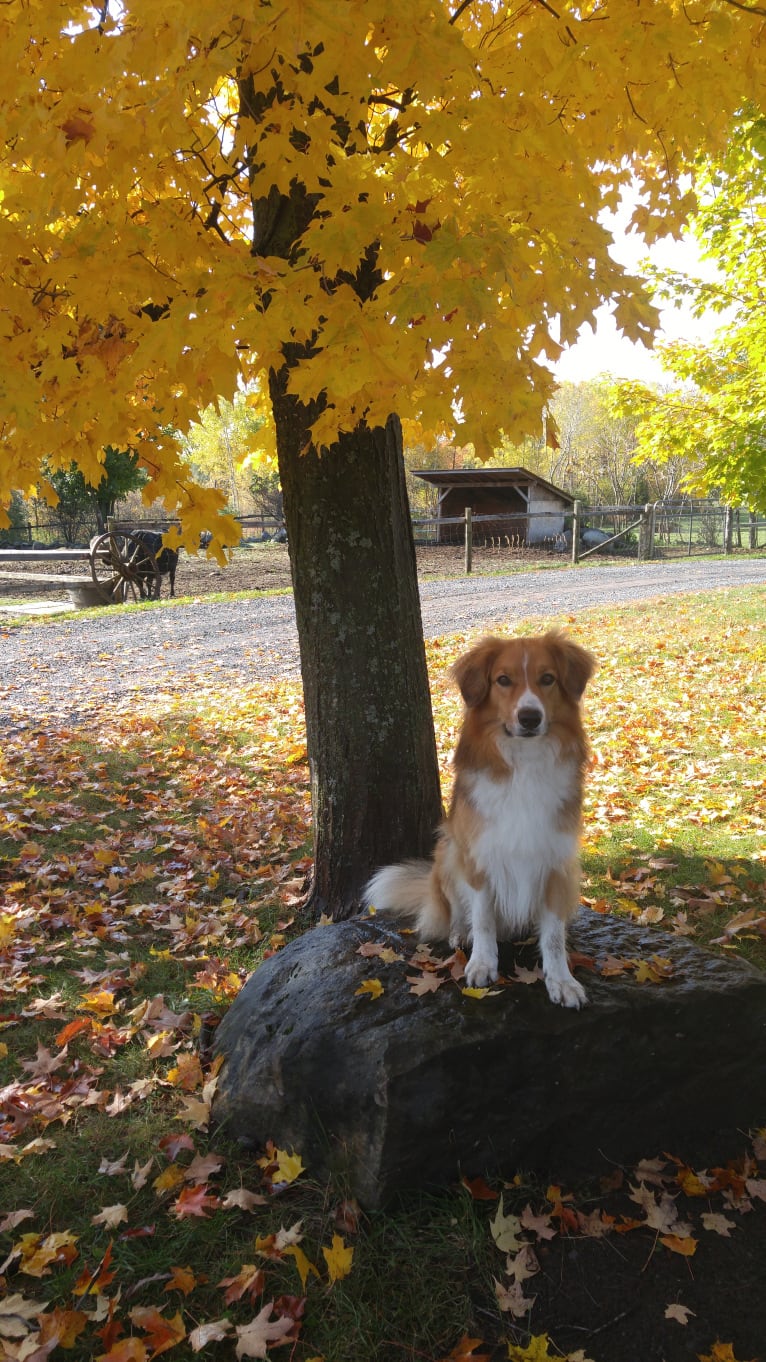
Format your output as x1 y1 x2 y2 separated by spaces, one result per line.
211 913 766 1208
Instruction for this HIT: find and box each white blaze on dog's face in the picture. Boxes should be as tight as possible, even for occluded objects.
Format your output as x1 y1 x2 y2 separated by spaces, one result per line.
492 643 555 738
452 633 595 745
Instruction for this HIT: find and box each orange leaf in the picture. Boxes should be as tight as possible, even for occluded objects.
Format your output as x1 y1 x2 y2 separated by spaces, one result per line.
171 1183 221 1219
55 1017 93 1046
659 1234 697 1256
165 1265 198 1295
129 1307 186 1358
97 1341 147 1362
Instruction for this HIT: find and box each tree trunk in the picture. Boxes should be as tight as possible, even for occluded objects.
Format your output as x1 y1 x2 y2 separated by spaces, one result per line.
269 369 442 920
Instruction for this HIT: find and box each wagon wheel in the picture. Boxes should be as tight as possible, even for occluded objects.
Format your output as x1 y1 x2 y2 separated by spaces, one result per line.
89 532 160 604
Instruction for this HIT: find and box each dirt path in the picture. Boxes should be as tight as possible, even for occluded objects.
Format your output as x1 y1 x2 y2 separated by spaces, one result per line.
1 557 764 725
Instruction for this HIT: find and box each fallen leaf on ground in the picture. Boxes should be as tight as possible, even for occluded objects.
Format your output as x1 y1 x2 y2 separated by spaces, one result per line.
235 1302 296 1359
322 1234 353 1284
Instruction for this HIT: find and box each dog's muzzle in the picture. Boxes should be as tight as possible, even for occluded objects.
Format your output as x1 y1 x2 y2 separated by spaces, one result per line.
513 706 544 737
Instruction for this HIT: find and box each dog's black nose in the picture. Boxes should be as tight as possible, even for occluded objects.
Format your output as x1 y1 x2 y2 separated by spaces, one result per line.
517 707 543 732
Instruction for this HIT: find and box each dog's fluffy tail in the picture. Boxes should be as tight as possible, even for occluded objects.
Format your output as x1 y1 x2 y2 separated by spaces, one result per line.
364 860 450 942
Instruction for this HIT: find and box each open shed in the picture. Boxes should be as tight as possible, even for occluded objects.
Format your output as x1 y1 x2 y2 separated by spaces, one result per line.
412 467 574 545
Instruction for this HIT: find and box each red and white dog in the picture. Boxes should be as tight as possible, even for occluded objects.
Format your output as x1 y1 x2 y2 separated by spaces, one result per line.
365 631 596 1008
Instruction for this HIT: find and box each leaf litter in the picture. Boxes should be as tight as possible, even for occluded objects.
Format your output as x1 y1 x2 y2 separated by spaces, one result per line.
1 598 766 1360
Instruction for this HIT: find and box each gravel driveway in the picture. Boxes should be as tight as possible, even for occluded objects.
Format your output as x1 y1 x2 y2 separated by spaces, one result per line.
1 557 764 725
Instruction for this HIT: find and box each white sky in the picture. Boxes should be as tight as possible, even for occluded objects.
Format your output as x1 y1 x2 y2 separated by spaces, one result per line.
554 205 721 385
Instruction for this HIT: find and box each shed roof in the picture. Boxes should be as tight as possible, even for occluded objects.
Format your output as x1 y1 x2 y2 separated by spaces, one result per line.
412 467 574 503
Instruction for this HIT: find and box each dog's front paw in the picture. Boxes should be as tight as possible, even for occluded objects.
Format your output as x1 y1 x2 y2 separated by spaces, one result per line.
546 974 588 1009
465 952 499 989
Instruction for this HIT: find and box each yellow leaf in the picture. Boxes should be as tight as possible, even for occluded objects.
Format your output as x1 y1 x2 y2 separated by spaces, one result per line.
659 1234 697 1257
153 1164 186 1195
355 978 384 1000
283 1245 321 1290
255 1145 306 1187
322 1233 354 1284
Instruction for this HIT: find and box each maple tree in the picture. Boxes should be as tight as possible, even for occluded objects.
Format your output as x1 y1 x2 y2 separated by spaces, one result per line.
2 3 766 914
613 110 766 509
41 446 147 540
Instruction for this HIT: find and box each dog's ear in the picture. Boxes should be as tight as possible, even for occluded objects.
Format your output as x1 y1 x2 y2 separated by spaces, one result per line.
451 637 503 708
546 633 596 700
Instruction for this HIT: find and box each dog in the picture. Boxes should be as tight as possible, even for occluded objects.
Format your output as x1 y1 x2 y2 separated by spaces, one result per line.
364 631 596 1008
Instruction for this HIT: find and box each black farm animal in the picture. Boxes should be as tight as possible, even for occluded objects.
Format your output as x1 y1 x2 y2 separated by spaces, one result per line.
130 530 178 598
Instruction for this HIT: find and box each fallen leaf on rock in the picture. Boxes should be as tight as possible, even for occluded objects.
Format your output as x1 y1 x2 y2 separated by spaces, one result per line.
665 1303 695 1324
519 1205 557 1241
700 1213 737 1237
506 1244 540 1283
698 1346 757 1362
659 1233 697 1256
513 964 543 985
356 941 402 963
494 1276 536 1318
354 978 384 1000
489 1199 523 1254
408 971 446 995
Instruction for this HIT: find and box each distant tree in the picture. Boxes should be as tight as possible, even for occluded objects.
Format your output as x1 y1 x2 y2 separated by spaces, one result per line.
624 111 766 510
179 395 265 515
40 447 147 542
505 381 649 505
0 490 29 546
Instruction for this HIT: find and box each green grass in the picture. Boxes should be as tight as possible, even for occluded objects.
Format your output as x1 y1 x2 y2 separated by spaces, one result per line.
1 587 765 1362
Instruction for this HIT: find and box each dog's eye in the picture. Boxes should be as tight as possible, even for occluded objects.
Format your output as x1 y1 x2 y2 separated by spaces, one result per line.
495 674 512 688
539 672 556 687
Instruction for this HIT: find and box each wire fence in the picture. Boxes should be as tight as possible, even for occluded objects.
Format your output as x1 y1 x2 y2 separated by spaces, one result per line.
4 502 765 570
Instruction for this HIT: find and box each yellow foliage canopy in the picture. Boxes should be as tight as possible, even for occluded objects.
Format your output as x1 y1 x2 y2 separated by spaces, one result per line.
0 1 765 539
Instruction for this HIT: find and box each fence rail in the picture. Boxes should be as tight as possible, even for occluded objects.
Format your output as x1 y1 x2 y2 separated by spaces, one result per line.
4 502 765 573
411 501 766 573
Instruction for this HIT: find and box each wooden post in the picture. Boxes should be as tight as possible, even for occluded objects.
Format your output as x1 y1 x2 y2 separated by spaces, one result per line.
639 503 655 561
571 501 581 564
464 506 473 575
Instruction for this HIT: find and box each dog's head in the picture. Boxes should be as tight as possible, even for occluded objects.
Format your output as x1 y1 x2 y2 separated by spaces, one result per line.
451 630 596 740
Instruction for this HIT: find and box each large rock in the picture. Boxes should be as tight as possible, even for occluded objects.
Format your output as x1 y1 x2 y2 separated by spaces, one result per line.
211 913 766 1208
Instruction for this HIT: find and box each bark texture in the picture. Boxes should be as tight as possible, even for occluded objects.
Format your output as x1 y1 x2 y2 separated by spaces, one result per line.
268 386 442 918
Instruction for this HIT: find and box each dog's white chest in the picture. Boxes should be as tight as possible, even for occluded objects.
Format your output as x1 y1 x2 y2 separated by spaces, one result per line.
467 748 578 927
